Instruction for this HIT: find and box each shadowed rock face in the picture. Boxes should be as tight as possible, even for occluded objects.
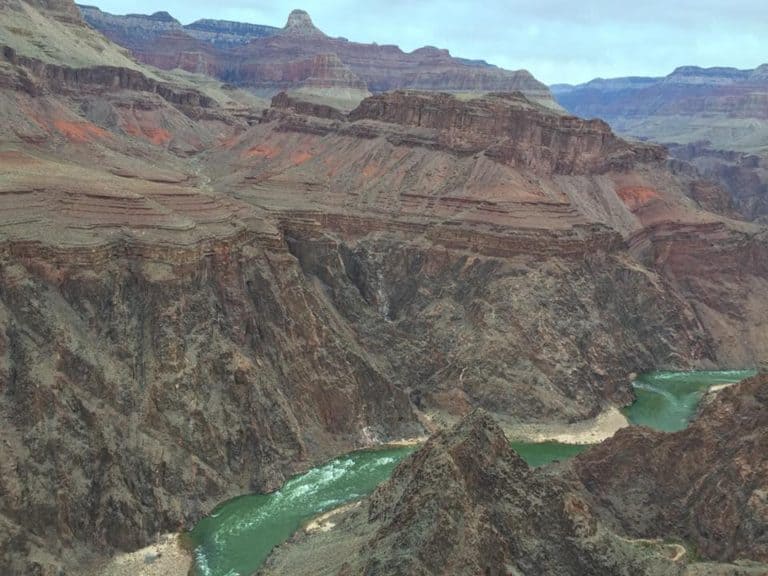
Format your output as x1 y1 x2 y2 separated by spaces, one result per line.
574 374 768 563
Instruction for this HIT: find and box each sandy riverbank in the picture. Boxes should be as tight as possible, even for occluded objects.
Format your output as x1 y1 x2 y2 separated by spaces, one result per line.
305 501 362 534
84 534 191 576
499 406 631 445
707 381 738 393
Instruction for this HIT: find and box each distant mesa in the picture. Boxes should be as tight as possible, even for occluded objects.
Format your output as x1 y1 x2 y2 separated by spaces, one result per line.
77 5 559 108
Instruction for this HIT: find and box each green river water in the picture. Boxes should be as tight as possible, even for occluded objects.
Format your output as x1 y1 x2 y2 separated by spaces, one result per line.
188 369 756 576
623 369 755 432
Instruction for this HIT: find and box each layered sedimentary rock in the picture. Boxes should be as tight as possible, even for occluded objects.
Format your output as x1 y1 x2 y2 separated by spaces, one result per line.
575 374 768 562
552 65 768 220
78 6 558 108
553 65 768 132
2 0 768 573
669 143 768 221
288 53 372 111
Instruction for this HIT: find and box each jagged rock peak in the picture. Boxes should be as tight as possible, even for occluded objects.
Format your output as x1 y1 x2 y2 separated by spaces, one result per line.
282 9 326 37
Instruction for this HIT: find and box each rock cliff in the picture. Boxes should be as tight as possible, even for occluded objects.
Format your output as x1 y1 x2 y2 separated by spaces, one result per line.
78 6 559 108
262 382 768 575
552 64 768 221
259 411 678 575
575 374 768 562
2 1 768 573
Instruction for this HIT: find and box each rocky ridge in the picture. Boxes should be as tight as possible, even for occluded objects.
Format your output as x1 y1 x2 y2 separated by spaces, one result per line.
552 64 768 221
78 6 559 108
261 407 768 575
575 373 768 563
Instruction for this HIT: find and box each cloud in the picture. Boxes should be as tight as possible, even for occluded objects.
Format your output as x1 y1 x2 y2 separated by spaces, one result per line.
86 0 767 84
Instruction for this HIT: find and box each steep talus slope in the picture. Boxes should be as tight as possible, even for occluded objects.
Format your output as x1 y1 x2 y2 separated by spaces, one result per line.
575 373 768 562
553 65 768 220
78 7 559 108
260 410 682 575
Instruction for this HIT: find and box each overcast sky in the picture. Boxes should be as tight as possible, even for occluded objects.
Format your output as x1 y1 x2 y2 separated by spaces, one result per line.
86 0 767 85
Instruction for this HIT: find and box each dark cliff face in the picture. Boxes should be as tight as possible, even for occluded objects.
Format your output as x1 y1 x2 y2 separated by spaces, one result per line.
575 374 768 562
0 238 421 574
284 233 710 423
3 2 768 573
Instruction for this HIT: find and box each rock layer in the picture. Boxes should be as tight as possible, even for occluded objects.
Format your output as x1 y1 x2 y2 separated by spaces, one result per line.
78 6 558 108
1 1 768 573
552 65 768 221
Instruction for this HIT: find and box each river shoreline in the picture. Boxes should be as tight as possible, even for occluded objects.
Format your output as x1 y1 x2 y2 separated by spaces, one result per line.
499 406 630 445
85 534 191 576
98 371 754 576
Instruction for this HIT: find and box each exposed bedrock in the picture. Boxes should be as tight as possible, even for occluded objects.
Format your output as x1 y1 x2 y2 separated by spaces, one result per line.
575 373 768 562
259 410 683 576
0 237 419 574
260 377 768 576
629 222 768 366
284 231 711 422
669 143 768 221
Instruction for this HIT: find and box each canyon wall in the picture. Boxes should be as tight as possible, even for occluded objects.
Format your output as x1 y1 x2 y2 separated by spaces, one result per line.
1 2 768 572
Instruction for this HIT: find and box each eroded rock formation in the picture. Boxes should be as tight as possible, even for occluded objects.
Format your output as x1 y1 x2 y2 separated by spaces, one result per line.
553 65 768 221
575 374 768 563
77 6 558 108
260 411 678 575
1 0 768 573
262 383 768 575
